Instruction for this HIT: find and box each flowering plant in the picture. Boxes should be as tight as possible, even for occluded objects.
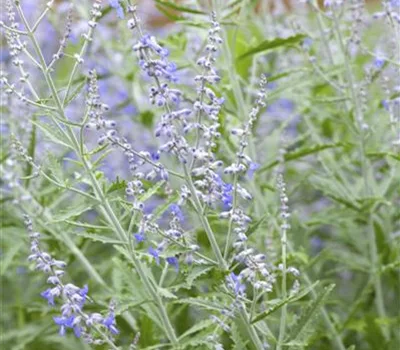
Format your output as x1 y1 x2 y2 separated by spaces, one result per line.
1 1 399 349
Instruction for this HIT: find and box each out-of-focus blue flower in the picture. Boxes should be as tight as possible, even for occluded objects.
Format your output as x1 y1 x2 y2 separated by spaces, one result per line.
373 56 385 69
16 266 26 275
151 151 160 161
222 183 233 209
302 37 313 50
390 0 400 7
53 315 75 336
168 203 184 221
382 99 389 111
247 162 260 178
41 288 56 306
103 312 119 335
148 247 160 265
166 256 179 272
109 0 124 19
77 285 89 308
310 236 324 254
134 232 145 242
267 98 295 115
229 272 246 296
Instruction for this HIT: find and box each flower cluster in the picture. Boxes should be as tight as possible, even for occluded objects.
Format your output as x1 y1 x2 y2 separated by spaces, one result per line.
49 6 73 67
187 13 232 209
218 76 275 295
2 0 23 67
277 174 301 289
24 216 119 344
83 62 202 274
109 0 124 19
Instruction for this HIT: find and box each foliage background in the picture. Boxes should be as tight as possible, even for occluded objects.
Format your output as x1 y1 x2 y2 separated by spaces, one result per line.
1 0 399 349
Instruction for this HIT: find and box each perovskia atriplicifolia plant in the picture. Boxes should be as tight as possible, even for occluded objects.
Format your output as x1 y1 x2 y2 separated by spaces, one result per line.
0 0 399 349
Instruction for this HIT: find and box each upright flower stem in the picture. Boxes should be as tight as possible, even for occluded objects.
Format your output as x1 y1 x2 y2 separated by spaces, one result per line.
183 165 228 270
331 10 389 341
276 175 288 350
223 172 238 260
15 4 178 345
277 229 287 350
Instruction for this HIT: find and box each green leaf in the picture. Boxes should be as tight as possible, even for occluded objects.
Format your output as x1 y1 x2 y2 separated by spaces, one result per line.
139 180 166 202
251 281 320 324
72 231 127 245
186 266 214 288
230 323 249 350
155 4 184 21
310 175 360 211
107 177 127 194
64 78 86 106
46 152 65 184
179 319 214 340
65 220 109 230
0 240 23 275
157 287 178 300
238 34 306 60
32 119 72 149
286 284 335 345
138 110 156 128
180 329 215 348
154 0 206 15
246 212 269 237
50 202 93 222
259 143 343 173
25 115 37 181
174 297 225 312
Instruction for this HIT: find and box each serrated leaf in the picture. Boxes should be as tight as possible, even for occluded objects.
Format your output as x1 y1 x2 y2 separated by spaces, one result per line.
286 284 335 345
310 175 360 211
139 180 166 202
50 202 93 222
157 287 177 299
179 319 214 340
65 220 109 230
251 281 320 324
107 177 127 194
32 120 72 149
230 323 249 350
259 143 343 173
180 329 214 348
0 240 23 275
46 152 65 184
155 0 206 15
246 212 269 237
238 34 306 60
64 79 86 106
73 231 127 245
174 297 225 312
186 266 213 288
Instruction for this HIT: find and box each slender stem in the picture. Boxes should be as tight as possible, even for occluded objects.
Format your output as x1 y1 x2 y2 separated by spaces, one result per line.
0 21 27 34
223 172 238 259
239 307 265 350
16 5 178 344
310 0 335 66
298 259 347 350
277 226 287 350
2 80 57 111
183 165 228 270
31 6 50 33
331 10 389 341
159 263 168 287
